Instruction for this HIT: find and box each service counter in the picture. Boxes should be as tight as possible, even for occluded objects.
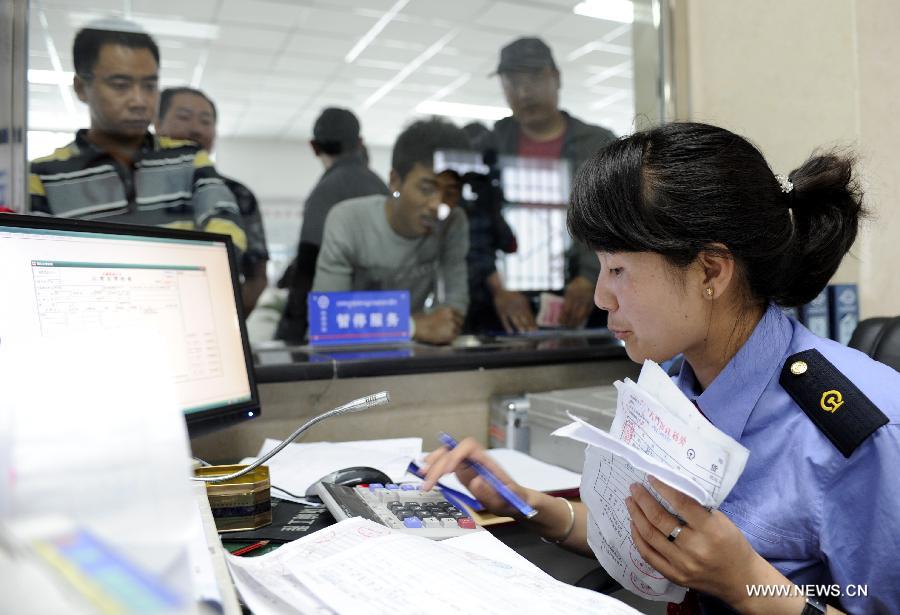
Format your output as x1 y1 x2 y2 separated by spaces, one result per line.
190 331 640 462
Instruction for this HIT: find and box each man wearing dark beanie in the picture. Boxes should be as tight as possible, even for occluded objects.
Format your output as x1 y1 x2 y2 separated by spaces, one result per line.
475 36 616 329
276 107 389 342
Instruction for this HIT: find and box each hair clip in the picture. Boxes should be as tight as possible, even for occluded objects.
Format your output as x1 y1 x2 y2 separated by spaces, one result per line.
776 174 794 194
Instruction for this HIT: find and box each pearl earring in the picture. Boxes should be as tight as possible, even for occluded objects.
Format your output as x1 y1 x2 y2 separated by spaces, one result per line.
392 191 400 199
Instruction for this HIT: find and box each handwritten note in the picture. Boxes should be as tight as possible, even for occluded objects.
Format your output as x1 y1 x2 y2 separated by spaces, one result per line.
290 530 643 615
228 517 644 615
226 517 393 614
553 360 749 603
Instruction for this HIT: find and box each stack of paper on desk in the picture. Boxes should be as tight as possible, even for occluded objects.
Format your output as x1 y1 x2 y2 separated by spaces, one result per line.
553 360 749 603
227 517 642 615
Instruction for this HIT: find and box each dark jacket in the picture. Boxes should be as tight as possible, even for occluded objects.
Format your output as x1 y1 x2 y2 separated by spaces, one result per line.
275 151 389 342
477 111 616 283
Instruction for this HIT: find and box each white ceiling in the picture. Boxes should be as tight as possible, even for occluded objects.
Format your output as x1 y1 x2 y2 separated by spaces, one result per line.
27 0 636 146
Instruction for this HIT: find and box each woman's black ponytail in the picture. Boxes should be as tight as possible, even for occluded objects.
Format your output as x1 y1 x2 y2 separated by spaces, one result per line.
771 153 865 306
568 123 867 308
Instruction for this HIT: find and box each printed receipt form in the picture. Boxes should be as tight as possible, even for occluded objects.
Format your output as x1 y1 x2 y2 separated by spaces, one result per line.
554 360 749 603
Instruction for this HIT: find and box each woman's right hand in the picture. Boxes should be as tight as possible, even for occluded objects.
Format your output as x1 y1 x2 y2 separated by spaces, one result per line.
421 438 593 555
419 437 533 518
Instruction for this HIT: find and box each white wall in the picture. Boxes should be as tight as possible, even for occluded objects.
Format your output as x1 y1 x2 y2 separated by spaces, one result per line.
213 136 392 274
215 136 392 202
854 0 900 318
675 0 900 318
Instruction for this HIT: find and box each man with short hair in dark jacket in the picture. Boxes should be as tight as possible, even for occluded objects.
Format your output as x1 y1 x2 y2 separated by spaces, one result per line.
477 36 616 329
275 108 389 342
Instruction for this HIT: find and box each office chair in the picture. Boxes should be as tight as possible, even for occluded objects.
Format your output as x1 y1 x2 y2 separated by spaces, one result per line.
848 316 900 372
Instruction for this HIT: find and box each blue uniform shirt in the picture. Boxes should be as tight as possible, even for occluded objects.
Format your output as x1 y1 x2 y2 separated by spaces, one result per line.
674 304 900 614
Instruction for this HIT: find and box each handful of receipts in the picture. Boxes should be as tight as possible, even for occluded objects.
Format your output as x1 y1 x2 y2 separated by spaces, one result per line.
553 360 749 603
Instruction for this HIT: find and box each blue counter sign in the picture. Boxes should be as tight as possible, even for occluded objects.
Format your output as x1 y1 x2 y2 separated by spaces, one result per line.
308 291 411 346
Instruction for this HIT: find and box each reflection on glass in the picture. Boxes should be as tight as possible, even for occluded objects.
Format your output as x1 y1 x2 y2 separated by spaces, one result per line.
25 0 653 344
309 348 414 363
500 156 571 207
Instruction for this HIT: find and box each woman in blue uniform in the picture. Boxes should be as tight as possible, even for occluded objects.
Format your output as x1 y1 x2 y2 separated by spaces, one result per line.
421 122 899 614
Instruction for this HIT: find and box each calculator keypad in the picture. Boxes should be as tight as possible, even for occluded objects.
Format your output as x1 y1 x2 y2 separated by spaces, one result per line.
314 481 483 539
360 485 474 532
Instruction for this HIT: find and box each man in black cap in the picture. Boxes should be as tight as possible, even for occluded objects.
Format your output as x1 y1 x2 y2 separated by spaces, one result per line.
477 36 616 328
276 107 389 342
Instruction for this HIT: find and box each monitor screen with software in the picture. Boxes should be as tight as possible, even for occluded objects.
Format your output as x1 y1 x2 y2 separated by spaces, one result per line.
0 214 260 436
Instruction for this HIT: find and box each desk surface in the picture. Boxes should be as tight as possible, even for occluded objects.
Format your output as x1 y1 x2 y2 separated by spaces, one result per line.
253 330 627 382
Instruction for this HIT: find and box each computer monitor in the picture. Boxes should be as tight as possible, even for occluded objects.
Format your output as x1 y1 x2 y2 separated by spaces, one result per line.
0 214 260 437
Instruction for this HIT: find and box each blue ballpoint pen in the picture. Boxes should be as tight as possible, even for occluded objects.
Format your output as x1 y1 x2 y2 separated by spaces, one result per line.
438 432 538 519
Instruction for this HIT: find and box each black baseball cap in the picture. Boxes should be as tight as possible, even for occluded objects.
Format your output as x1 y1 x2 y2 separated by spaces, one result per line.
312 107 360 151
494 36 558 75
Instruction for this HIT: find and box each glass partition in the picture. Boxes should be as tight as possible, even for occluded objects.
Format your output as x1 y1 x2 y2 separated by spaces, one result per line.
1 0 27 212
25 0 671 346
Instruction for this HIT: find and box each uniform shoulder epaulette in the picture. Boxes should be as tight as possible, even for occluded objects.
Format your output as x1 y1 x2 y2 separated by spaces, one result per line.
779 348 888 458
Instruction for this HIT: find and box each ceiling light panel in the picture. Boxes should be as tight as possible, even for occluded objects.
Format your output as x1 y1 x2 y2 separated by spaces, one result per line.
398 0 485 21
204 50 276 72
544 13 631 40
376 18 454 47
218 0 305 28
415 100 511 121
354 43 421 67
318 0 393 13
573 0 634 24
300 8 381 36
442 33 508 57
345 0 409 63
476 2 560 32
202 76 267 96
40 7 73 34
46 0 118 11
27 0 638 143
214 25 287 51
28 89 65 106
68 11 220 40
271 56 338 77
361 29 457 109
282 34 352 58
261 76 331 94
380 39 428 52
361 93 427 110
353 59 406 71
159 71 193 85
132 0 219 22
156 45 203 64
395 69 466 88
27 55 54 71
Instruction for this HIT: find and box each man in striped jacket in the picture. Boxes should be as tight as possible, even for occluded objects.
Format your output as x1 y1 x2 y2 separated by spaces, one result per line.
29 24 246 255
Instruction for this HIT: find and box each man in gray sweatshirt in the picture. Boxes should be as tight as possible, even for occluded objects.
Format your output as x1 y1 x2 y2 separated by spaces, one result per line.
313 119 471 345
